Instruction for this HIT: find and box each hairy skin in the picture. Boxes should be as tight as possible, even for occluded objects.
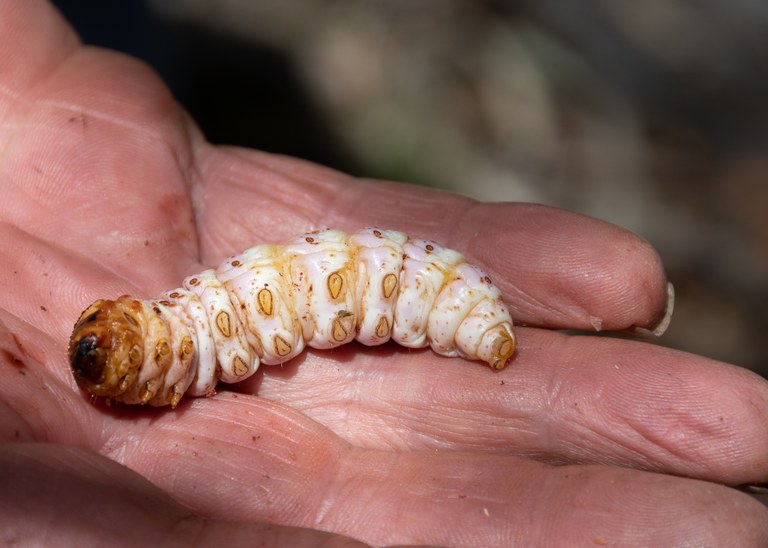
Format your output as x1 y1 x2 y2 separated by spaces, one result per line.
1 1 767 546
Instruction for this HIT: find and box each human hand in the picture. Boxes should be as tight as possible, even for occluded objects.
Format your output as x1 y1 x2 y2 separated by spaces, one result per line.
1 1 767 545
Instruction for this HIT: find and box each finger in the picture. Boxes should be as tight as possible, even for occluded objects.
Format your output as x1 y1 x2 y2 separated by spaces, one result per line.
195 148 669 332
1 0 669 332
0 0 202 286
110 396 768 547
0 0 78 86
0 442 367 547
250 329 768 487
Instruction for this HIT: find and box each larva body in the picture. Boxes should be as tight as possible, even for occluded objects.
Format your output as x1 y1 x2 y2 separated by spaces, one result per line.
69 228 516 407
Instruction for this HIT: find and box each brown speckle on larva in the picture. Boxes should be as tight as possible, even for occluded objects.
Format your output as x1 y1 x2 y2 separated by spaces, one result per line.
68 228 516 407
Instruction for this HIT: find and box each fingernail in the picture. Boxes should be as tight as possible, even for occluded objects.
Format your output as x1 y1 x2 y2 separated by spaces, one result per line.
631 282 675 337
736 483 768 495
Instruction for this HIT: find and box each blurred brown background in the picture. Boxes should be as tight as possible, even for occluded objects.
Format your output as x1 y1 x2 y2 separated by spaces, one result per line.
53 0 768 377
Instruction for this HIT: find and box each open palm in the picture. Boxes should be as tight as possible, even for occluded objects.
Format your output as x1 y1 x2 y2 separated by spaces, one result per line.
1 1 767 546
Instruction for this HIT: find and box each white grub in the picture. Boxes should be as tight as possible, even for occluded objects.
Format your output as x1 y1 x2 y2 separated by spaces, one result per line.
69 228 516 407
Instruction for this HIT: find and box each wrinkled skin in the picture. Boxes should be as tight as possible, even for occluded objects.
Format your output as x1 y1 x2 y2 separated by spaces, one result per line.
1 1 767 546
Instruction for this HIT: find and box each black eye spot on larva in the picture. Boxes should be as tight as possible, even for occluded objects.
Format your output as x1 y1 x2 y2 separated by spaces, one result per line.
70 333 106 383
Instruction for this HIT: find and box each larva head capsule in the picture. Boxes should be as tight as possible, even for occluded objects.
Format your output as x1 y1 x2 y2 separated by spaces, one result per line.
69 297 145 401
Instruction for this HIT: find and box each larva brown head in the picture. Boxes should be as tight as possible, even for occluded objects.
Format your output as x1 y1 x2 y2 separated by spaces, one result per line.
69 297 145 399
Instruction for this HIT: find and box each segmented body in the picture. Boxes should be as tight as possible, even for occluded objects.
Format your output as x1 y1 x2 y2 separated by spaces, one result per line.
69 228 516 407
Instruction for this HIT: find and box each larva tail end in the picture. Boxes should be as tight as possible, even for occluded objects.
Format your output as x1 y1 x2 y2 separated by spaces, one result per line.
487 326 516 371
69 297 145 400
